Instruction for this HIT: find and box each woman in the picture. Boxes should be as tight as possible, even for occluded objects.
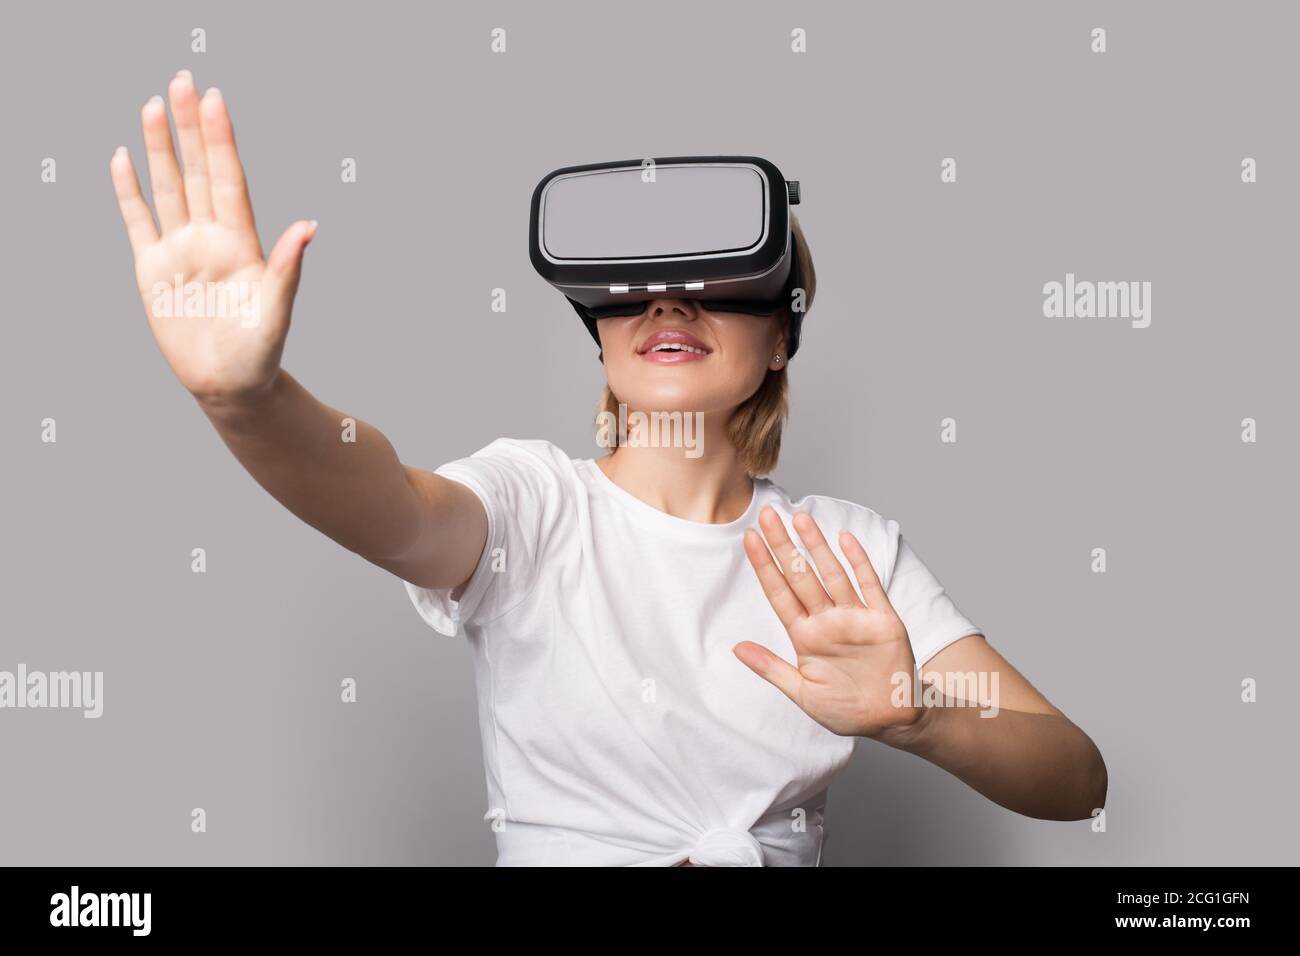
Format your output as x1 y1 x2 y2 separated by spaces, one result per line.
109 70 1107 866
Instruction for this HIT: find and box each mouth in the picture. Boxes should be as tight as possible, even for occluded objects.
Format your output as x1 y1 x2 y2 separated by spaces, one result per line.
637 329 712 364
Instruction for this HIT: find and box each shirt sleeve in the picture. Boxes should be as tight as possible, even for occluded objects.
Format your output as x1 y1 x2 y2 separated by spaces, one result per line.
403 438 566 637
885 532 983 668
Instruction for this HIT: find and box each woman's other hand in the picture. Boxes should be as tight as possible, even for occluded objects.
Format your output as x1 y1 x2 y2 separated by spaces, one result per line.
735 506 921 738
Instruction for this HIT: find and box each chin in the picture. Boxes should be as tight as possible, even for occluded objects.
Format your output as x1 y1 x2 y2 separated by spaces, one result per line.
618 390 733 418
609 368 761 417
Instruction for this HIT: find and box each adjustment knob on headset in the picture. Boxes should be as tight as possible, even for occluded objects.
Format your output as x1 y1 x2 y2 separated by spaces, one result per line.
786 180 801 205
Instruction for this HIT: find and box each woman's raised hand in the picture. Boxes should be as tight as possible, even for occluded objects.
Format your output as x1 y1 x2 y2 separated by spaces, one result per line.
110 70 317 406
734 506 922 738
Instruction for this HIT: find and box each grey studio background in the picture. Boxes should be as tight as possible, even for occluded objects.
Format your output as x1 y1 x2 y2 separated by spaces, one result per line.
1 0 1296 866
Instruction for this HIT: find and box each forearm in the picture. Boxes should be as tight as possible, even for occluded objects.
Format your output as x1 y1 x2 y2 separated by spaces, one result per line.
197 369 427 564
875 701 1108 821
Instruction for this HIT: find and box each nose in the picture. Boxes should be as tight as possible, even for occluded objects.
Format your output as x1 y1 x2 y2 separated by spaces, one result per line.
647 298 699 320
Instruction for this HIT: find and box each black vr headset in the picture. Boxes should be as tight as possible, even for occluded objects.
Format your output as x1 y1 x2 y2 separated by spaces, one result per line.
529 156 807 359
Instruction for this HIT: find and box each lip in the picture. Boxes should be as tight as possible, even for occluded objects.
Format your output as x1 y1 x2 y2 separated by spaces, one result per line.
637 328 712 364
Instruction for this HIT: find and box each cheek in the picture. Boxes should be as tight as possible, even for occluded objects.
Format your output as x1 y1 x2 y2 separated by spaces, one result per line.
596 319 639 393
595 316 638 354
691 318 774 399
711 315 776 367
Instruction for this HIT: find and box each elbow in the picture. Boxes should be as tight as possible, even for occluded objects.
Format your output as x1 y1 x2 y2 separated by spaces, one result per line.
1088 744 1109 817
1065 735 1108 822
1026 724 1107 822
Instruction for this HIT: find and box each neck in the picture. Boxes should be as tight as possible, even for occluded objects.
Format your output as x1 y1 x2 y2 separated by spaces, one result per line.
596 411 753 524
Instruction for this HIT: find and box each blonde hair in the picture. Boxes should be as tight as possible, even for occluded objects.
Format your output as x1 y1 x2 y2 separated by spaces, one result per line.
596 216 816 476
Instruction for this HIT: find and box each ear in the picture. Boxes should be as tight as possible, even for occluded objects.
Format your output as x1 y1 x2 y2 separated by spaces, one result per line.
767 313 790 370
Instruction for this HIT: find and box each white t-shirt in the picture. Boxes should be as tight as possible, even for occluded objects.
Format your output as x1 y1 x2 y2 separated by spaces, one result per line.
403 438 982 866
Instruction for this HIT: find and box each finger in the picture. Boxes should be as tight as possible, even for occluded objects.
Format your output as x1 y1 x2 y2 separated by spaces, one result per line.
839 529 891 610
758 505 833 614
168 69 213 222
743 528 807 630
199 87 256 231
792 511 862 608
259 219 319 332
733 642 805 706
140 95 188 231
109 146 159 256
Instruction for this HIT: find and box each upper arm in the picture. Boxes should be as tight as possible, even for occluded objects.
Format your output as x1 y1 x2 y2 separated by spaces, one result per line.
371 466 488 593
877 526 1062 717
883 530 985 669
923 634 1064 717
396 439 570 635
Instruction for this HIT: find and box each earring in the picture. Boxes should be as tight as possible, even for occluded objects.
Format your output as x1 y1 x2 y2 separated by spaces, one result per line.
773 354 783 364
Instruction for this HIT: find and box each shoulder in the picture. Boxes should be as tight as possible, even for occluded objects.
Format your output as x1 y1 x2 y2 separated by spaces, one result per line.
756 478 903 574
760 478 899 540
458 437 577 471
434 437 583 510
440 437 582 488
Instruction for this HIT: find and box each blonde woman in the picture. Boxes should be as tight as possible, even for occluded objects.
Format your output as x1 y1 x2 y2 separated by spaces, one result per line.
110 71 1107 867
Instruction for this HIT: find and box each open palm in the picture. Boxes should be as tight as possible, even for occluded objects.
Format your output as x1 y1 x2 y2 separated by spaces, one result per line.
110 70 316 404
734 506 922 738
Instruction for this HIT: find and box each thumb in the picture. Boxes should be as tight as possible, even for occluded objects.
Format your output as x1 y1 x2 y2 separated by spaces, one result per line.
262 219 318 316
733 641 804 705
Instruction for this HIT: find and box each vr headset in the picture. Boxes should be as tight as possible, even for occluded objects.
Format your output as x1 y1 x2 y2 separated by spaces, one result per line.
529 156 807 358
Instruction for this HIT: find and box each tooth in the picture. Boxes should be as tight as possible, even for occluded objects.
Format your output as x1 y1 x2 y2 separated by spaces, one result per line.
649 342 707 353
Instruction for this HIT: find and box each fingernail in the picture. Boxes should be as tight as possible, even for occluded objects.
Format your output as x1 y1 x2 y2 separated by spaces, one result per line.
114 145 127 157
205 87 222 100
308 219 319 231
176 69 192 80
147 95 164 106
